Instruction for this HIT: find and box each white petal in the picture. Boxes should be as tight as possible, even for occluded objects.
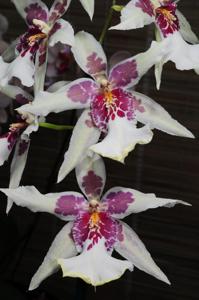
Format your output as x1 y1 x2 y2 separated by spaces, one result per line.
154 28 164 90
71 31 107 79
0 186 86 221
46 80 70 92
58 238 132 286
7 138 30 213
49 0 72 22
29 222 77 290
79 0 95 20
76 154 106 199
102 187 190 218
176 10 198 44
110 0 154 31
163 32 199 70
34 40 48 94
18 78 97 116
0 53 34 87
109 40 168 89
57 109 100 183
90 117 153 163
195 68 199 75
0 84 33 102
115 222 170 284
0 132 16 166
131 91 194 138
49 19 74 47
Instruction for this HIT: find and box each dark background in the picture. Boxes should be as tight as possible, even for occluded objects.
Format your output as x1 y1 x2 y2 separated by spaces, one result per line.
0 0 199 299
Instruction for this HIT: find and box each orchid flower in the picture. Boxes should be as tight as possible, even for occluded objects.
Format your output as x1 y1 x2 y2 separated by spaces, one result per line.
0 0 74 91
46 43 72 86
0 80 67 213
0 154 190 287
110 0 199 89
17 31 194 182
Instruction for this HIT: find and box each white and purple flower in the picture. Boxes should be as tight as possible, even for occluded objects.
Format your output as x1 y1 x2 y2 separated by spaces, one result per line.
0 80 68 213
0 155 190 286
0 0 74 90
110 0 199 88
17 31 194 181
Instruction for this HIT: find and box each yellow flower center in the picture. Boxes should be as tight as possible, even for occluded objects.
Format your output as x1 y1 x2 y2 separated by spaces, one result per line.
90 212 100 228
28 33 47 46
156 7 176 24
9 122 27 131
104 90 114 105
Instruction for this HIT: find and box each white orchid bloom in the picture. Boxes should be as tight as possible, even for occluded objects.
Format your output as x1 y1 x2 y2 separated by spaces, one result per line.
0 0 74 90
17 31 194 181
110 0 199 89
0 155 190 287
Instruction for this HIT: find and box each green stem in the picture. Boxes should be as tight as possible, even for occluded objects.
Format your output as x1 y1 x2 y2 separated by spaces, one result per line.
99 0 116 44
39 122 74 131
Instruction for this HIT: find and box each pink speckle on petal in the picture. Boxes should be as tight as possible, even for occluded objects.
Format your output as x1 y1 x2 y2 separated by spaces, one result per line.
109 59 138 88
49 0 68 22
132 97 145 113
49 21 62 37
155 3 179 37
82 170 103 197
104 191 134 215
0 130 19 151
72 211 120 252
55 195 86 217
86 52 106 76
135 0 154 17
91 88 135 132
25 3 48 25
67 81 97 104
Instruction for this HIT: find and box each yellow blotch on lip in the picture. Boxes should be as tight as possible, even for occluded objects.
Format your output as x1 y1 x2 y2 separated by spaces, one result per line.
90 212 100 228
156 7 176 24
28 33 47 46
104 89 115 107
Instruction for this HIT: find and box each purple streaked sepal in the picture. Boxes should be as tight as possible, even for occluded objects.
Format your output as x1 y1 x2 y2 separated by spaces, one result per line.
67 80 97 104
86 52 106 77
55 194 86 217
102 190 134 216
109 59 138 88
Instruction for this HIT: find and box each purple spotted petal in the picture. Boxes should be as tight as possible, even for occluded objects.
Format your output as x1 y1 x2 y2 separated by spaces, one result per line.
49 0 71 23
109 59 138 88
55 194 86 217
82 170 103 197
67 80 97 104
135 0 154 17
0 129 20 165
102 190 134 216
25 3 48 25
38 40 48 66
86 52 106 77
72 212 119 252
